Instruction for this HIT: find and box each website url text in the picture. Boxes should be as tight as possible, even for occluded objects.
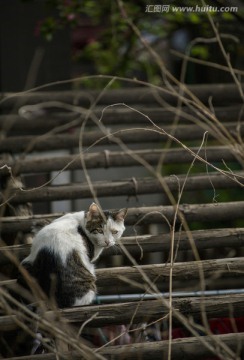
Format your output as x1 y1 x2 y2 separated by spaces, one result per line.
145 5 238 13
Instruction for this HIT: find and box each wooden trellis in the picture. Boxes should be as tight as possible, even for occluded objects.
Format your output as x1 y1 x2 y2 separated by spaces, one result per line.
0 83 244 359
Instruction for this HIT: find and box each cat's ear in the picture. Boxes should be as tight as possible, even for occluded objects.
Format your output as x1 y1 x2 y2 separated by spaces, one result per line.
87 202 100 219
114 208 128 222
89 202 99 213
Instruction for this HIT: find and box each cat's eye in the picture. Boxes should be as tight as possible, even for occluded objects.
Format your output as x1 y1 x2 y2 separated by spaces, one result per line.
96 228 104 234
91 228 103 234
111 229 118 234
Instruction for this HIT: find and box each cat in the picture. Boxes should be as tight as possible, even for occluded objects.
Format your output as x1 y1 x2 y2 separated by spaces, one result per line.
18 203 127 309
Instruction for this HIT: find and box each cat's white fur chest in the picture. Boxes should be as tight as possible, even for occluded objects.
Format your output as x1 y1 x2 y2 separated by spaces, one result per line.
25 211 95 275
74 289 95 306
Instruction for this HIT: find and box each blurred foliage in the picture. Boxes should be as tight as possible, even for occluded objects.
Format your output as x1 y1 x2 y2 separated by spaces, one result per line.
25 0 243 87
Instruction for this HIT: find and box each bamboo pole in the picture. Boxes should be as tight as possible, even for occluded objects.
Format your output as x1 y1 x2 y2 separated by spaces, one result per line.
0 105 241 135
2 257 244 294
1 202 244 233
0 125 204 153
1 83 244 108
1 292 244 331
95 257 244 287
0 127 174 152
100 277 244 296
122 227 244 254
100 332 244 360
3 275 244 297
0 146 237 175
2 332 244 360
1 228 244 265
1 171 243 204
0 122 242 153
124 202 244 225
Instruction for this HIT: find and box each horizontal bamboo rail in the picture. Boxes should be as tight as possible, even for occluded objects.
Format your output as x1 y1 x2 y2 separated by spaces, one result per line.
3 276 244 298
0 125 215 152
1 202 244 233
0 105 241 134
0 146 237 175
3 332 243 360
2 257 244 296
95 257 244 288
2 291 244 331
122 227 244 253
100 277 244 296
1 228 243 265
93 332 244 360
1 83 244 108
0 126 186 152
1 171 243 204
0 122 242 153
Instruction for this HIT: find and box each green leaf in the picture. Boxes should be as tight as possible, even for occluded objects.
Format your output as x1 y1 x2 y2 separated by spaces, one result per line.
222 12 234 21
189 13 201 24
191 45 209 59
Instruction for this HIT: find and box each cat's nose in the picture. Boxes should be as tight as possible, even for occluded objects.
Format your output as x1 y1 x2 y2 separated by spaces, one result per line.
105 239 110 247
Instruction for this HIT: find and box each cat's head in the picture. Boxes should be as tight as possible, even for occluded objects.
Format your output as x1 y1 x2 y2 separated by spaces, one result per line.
85 203 127 248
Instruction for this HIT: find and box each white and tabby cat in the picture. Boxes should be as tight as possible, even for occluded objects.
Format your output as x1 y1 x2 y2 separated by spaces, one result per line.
19 203 127 308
